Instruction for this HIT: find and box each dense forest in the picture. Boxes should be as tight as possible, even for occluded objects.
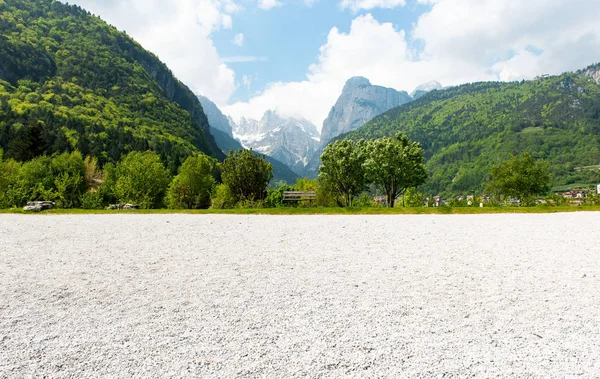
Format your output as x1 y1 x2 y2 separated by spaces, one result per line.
344 68 600 195
0 0 223 173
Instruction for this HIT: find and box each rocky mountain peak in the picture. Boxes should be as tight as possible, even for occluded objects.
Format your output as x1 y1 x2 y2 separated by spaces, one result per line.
320 77 412 146
410 80 443 99
343 76 372 92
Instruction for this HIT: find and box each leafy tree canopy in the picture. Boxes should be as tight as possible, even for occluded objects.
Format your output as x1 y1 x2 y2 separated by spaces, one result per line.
114 151 171 209
364 133 427 208
318 139 367 207
167 154 218 209
486 153 551 205
221 149 274 202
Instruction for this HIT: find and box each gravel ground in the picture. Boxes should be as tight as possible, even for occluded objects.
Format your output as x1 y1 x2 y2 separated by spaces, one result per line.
1 213 599 378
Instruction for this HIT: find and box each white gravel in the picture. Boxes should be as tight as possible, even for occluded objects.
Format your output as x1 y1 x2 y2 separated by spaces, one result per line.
1 213 599 378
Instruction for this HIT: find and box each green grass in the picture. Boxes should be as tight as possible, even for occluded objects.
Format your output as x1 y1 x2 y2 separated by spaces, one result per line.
1 206 599 215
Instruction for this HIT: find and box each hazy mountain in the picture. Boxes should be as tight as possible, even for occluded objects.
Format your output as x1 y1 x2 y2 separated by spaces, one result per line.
320 77 413 146
199 98 300 184
411 80 443 100
198 95 233 137
231 111 320 176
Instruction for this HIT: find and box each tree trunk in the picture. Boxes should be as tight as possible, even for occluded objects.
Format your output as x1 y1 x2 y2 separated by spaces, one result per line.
387 192 395 208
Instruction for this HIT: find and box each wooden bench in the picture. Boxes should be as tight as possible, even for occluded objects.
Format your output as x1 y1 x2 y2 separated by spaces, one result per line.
283 191 317 202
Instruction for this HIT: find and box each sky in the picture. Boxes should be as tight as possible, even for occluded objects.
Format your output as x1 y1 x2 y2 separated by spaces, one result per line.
70 0 600 130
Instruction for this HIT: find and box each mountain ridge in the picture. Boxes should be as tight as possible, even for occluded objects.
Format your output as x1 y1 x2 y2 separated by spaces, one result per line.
342 65 600 194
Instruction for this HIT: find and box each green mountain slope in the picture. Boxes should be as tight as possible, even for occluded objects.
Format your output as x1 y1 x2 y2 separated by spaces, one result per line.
345 66 600 194
0 0 223 172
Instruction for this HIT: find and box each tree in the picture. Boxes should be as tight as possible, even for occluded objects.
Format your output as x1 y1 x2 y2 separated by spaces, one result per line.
114 151 171 208
0 149 22 208
221 149 273 202
50 151 87 208
318 139 367 207
486 153 550 205
363 133 427 208
166 154 217 209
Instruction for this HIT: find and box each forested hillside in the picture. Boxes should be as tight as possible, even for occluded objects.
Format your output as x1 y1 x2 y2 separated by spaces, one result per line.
345 67 600 194
0 0 223 172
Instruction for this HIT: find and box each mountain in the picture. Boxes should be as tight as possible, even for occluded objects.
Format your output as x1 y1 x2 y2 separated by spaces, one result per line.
198 97 300 184
198 95 233 137
344 65 600 194
0 0 223 172
411 81 443 100
320 77 413 146
231 111 320 176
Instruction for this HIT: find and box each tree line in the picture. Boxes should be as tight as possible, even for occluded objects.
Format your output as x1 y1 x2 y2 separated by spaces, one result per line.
1 131 595 210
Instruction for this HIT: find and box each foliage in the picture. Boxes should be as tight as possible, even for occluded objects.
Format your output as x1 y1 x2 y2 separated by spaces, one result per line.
403 187 427 208
0 149 21 208
210 183 237 209
345 68 600 194
50 151 87 208
486 153 551 205
319 139 367 207
114 151 171 209
265 183 295 208
0 0 222 172
364 133 427 207
221 149 273 202
166 154 217 209
2 150 86 207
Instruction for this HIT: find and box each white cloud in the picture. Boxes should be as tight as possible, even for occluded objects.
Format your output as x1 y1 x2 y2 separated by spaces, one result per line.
232 33 245 46
258 0 282 10
70 0 241 105
242 75 252 89
226 0 600 131
339 0 406 12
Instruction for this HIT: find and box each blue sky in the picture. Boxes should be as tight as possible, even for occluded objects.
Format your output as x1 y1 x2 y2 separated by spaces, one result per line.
71 0 600 129
211 1 431 103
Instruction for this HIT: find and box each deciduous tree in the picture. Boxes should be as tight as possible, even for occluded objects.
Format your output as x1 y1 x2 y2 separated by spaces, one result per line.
486 153 550 205
221 149 273 202
364 133 427 208
318 139 367 207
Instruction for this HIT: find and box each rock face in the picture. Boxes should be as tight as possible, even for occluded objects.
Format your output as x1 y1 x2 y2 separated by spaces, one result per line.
320 77 413 146
231 111 320 176
411 81 443 100
581 64 600 84
197 95 233 136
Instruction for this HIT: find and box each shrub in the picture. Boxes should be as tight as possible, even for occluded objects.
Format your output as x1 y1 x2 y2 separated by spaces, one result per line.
50 151 87 208
210 183 236 209
114 151 171 209
221 149 273 202
166 154 217 209
265 184 295 208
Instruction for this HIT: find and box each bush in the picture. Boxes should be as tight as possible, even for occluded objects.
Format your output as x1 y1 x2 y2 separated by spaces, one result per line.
114 151 171 209
0 151 21 208
50 151 87 208
221 149 273 202
10 155 54 206
166 154 217 209
265 184 295 208
354 193 378 208
80 190 105 209
210 183 237 209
